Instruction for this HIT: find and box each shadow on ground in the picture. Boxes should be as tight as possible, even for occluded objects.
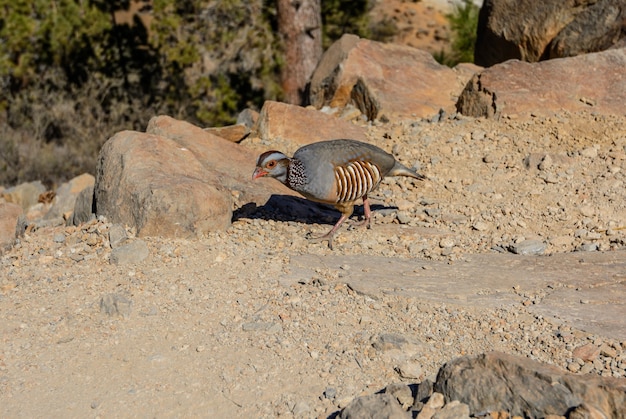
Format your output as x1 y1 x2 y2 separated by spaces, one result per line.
232 194 395 226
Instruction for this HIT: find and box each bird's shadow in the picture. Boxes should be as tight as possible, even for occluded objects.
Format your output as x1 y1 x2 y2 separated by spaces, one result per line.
232 195 394 226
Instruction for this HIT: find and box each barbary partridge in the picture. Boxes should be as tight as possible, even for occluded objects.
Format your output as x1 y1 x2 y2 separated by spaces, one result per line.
252 139 425 249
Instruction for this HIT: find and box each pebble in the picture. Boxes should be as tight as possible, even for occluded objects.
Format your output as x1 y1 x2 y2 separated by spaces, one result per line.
509 239 546 255
100 293 132 319
2 112 625 418
110 240 149 265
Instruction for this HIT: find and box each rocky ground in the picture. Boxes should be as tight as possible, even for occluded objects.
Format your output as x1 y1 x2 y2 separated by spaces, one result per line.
1 109 625 417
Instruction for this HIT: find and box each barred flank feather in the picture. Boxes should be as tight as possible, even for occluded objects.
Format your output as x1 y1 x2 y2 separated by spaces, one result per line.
334 160 382 203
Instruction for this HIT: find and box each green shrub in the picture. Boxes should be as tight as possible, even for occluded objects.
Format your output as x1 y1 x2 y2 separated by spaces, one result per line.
437 0 479 66
0 0 381 186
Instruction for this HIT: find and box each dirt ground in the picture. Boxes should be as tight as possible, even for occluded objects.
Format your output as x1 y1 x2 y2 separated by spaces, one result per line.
1 108 625 417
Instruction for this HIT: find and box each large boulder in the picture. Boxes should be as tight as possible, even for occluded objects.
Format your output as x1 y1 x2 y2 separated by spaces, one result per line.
309 34 475 121
95 130 232 237
434 352 626 418
95 116 294 238
457 48 626 119
476 0 626 67
254 100 369 156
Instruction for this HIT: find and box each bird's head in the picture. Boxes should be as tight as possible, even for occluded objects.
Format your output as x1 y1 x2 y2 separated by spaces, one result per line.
252 150 290 183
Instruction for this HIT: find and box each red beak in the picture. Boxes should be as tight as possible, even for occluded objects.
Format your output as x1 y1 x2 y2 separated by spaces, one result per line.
252 167 267 180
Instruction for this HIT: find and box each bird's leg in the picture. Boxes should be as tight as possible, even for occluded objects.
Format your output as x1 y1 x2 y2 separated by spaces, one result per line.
351 195 372 229
308 203 354 250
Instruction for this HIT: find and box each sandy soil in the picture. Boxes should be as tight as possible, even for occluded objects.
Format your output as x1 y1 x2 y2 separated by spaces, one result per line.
1 110 625 417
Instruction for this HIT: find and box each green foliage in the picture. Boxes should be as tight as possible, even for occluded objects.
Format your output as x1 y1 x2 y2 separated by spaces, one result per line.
321 0 371 47
0 0 386 186
438 0 479 66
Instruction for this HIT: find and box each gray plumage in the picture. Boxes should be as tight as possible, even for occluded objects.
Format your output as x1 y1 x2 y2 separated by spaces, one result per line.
253 139 425 249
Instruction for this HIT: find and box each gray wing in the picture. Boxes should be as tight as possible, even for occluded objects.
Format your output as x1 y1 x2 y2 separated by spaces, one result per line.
293 140 397 202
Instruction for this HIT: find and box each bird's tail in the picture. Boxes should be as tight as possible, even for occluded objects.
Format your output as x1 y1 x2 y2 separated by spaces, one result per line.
389 161 427 180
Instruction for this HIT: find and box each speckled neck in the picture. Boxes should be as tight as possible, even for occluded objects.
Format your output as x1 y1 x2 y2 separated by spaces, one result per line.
286 158 306 191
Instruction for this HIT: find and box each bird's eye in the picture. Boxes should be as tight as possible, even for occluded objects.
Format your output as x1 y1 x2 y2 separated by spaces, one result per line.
266 160 277 169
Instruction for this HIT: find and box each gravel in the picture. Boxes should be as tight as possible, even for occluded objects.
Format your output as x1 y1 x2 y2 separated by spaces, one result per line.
1 110 625 417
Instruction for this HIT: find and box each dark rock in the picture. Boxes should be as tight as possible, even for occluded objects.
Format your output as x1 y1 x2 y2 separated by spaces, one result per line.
412 379 434 410
339 393 408 419
475 0 626 67
69 185 95 226
434 352 626 418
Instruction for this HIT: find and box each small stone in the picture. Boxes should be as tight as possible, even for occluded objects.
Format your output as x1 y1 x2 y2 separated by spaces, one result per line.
395 360 423 379
567 362 581 372
53 233 66 243
396 211 412 224
385 382 414 409
538 154 552 171
323 387 337 400
436 400 470 419
509 239 546 255
572 344 600 363
599 344 618 358
292 400 310 416
425 392 445 409
110 240 149 265
472 221 489 231
100 293 132 319
577 243 597 252
108 224 128 248
580 147 598 158
241 322 282 333
439 238 455 249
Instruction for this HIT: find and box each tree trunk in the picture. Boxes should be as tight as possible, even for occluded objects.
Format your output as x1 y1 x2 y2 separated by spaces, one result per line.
276 0 323 105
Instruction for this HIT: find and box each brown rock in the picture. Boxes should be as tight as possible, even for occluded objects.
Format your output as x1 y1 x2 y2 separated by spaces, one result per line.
568 402 613 419
95 130 232 238
146 114 295 207
309 34 471 120
0 202 25 252
203 124 249 143
572 343 601 362
434 352 626 418
255 100 368 155
457 48 626 119
95 116 301 238
475 0 626 67
45 173 95 221
1 181 46 211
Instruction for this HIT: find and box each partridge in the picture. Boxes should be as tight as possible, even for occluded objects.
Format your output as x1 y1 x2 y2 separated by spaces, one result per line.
252 139 425 249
